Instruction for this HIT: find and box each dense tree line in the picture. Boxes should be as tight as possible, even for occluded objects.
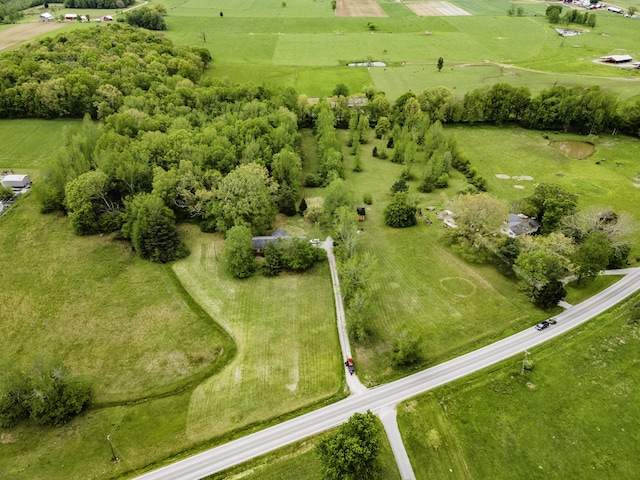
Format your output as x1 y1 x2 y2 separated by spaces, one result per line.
64 0 134 8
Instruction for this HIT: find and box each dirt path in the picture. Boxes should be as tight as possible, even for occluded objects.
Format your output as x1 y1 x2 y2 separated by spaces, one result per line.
0 22 67 51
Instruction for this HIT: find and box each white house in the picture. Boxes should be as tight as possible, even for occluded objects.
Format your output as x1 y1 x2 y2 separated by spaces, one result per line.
40 12 54 22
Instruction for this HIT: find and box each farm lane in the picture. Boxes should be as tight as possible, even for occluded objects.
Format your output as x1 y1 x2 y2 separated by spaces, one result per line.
135 268 640 480
379 405 417 480
321 236 367 395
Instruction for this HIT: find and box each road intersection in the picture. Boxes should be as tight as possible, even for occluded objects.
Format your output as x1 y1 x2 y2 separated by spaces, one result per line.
136 267 640 480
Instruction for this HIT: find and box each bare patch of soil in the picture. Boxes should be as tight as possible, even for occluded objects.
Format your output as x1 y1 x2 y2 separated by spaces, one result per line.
405 1 471 16
0 22 67 51
336 0 388 17
550 140 595 159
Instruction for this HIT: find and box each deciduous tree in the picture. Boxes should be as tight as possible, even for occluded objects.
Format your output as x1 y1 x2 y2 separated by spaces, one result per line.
224 225 256 278
316 411 383 480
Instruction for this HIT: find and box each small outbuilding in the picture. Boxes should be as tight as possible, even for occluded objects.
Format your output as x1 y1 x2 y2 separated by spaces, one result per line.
1 174 31 189
40 12 54 22
65 13 78 20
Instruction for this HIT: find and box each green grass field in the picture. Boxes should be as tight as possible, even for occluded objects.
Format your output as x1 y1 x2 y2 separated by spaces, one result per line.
399 293 640 479
162 0 640 100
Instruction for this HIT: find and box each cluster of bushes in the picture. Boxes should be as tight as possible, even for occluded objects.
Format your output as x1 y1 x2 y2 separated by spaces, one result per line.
223 225 324 279
546 4 596 27
126 5 166 31
0 360 91 428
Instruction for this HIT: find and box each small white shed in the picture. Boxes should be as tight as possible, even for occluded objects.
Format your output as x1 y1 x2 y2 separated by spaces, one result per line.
40 12 55 22
2 174 31 188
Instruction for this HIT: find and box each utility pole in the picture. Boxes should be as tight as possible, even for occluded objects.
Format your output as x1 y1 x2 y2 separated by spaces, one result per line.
521 350 530 375
107 435 119 462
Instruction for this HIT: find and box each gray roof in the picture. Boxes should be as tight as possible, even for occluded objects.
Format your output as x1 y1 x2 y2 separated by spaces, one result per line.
507 214 540 237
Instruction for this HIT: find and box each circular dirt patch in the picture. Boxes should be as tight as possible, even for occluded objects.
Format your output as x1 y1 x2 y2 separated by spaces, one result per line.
439 277 476 298
550 140 594 159
512 175 534 181
495 174 511 179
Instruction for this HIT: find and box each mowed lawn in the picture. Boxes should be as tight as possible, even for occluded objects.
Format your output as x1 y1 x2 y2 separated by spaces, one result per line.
399 294 640 479
172 226 342 442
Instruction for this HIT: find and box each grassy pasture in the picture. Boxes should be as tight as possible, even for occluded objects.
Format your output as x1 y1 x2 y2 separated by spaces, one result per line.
446 125 640 216
327 132 545 384
399 293 640 479
0 198 231 404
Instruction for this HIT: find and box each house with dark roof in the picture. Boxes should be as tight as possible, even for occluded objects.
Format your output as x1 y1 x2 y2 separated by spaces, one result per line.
251 229 290 252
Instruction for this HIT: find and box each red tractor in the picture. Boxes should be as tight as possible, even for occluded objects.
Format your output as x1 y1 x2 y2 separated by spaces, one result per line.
345 357 355 375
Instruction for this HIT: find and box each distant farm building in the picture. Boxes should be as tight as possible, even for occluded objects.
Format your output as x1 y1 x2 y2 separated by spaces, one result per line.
65 13 77 20
102 15 114 21
40 12 54 22
607 6 623 13
600 55 633 63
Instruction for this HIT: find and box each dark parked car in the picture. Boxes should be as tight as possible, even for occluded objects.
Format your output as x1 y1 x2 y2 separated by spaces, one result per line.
535 321 550 331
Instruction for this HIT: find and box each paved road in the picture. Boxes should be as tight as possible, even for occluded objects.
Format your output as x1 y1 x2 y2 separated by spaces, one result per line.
136 268 640 480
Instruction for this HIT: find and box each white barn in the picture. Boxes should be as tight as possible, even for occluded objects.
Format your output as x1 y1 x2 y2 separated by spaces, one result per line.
40 12 54 22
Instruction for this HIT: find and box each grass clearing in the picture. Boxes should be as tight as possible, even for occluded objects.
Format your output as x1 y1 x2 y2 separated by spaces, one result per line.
399 293 640 479
172 225 342 442
565 275 623 305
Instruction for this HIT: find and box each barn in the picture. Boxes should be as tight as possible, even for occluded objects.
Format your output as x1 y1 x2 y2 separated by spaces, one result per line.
600 55 633 64
65 13 78 20
40 12 54 22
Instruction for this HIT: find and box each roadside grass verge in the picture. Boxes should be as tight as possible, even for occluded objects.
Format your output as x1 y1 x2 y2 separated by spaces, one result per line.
565 275 623 305
399 292 640 479
172 225 342 442
206 417 401 480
